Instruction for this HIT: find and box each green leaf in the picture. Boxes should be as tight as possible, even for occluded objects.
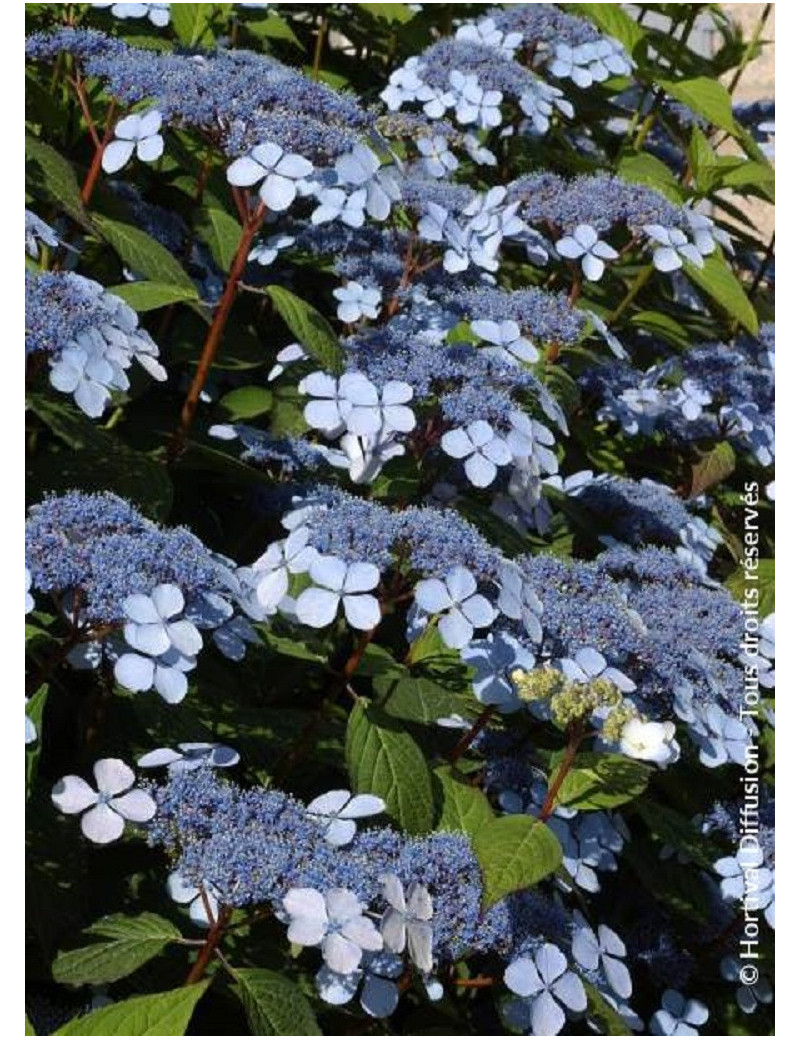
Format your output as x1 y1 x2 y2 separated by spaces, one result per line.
689 441 736 498
219 386 273 420
617 153 684 203
725 558 775 618
234 969 322 1036
684 251 759 334
572 3 644 53
718 159 775 202
260 628 328 664
354 644 407 678
244 11 302 48
473 815 562 908
25 684 48 796
54 983 208 1036
435 767 495 834
196 206 242 271
358 3 414 23
688 126 718 195
377 674 471 725
629 311 691 350
93 215 196 291
551 753 651 811
584 981 631 1035
27 394 174 520
407 623 462 669
52 913 182 985
25 134 88 225
636 799 716 868
25 1015 35 1036
346 699 434 834
265 285 344 373
108 281 199 311
170 3 217 45
657 76 737 134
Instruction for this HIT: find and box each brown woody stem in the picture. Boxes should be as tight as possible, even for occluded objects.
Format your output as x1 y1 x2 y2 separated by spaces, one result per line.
447 704 495 764
538 722 585 822
184 906 232 986
171 201 267 456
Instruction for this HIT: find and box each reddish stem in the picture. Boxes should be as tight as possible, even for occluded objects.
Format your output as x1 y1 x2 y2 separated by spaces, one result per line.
539 723 585 822
184 906 232 986
453 976 497 988
447 704 495 764
343 627 377 679
79 98 117 206
170 202 267 456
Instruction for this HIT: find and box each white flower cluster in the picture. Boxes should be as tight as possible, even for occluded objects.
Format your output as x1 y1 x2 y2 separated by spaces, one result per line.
49 277 167 418
299 370 416 485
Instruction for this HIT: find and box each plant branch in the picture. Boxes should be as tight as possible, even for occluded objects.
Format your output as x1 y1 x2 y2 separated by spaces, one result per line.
608 263 653 325
538 722 585 822
728 4 772 97
79 99 117 206
447 705 495 764
184 906 232 986
170 201 267 457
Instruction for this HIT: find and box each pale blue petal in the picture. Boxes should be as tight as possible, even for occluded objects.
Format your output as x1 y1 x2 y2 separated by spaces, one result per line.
154 664 189 704
260 173 297 211
343 594 381 630
438 609 473 650
464 452 496 487
531 990 566 1036
226 155 266 186
296 587 341 627
308 790 351 816
114 652 155 691
311 555 348 591
101 139 135 174
535 944 567 986
324 818 357 846
504 957 540 998
81 803 125 844
136 134 164 163
414 578 451 613
344 562 380 594
552 970 586 1012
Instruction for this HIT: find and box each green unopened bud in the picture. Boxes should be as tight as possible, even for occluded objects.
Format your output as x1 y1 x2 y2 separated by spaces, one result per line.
511 666 564 703
602 703 639 742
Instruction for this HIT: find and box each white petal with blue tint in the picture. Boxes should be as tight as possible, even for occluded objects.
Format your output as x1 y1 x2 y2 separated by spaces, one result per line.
504 957 540 998
81 803 125 844
110 788 156 822
464 452 496 487
296 587 340 627
154 663 189 703
114 652 155 691
531 990 565 1036
414 578 452 613
343 594 380 630
123 592 161 624
438 610 473 649
137 135 164 163
51 775 98 815
343 562 380 594
94 757 134 795
323 933 362 974
342 794 385 818
260 173 296 210
101 139 136 173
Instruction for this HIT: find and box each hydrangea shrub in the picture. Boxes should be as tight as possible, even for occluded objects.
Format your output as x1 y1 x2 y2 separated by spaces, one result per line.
25 3 775 1036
